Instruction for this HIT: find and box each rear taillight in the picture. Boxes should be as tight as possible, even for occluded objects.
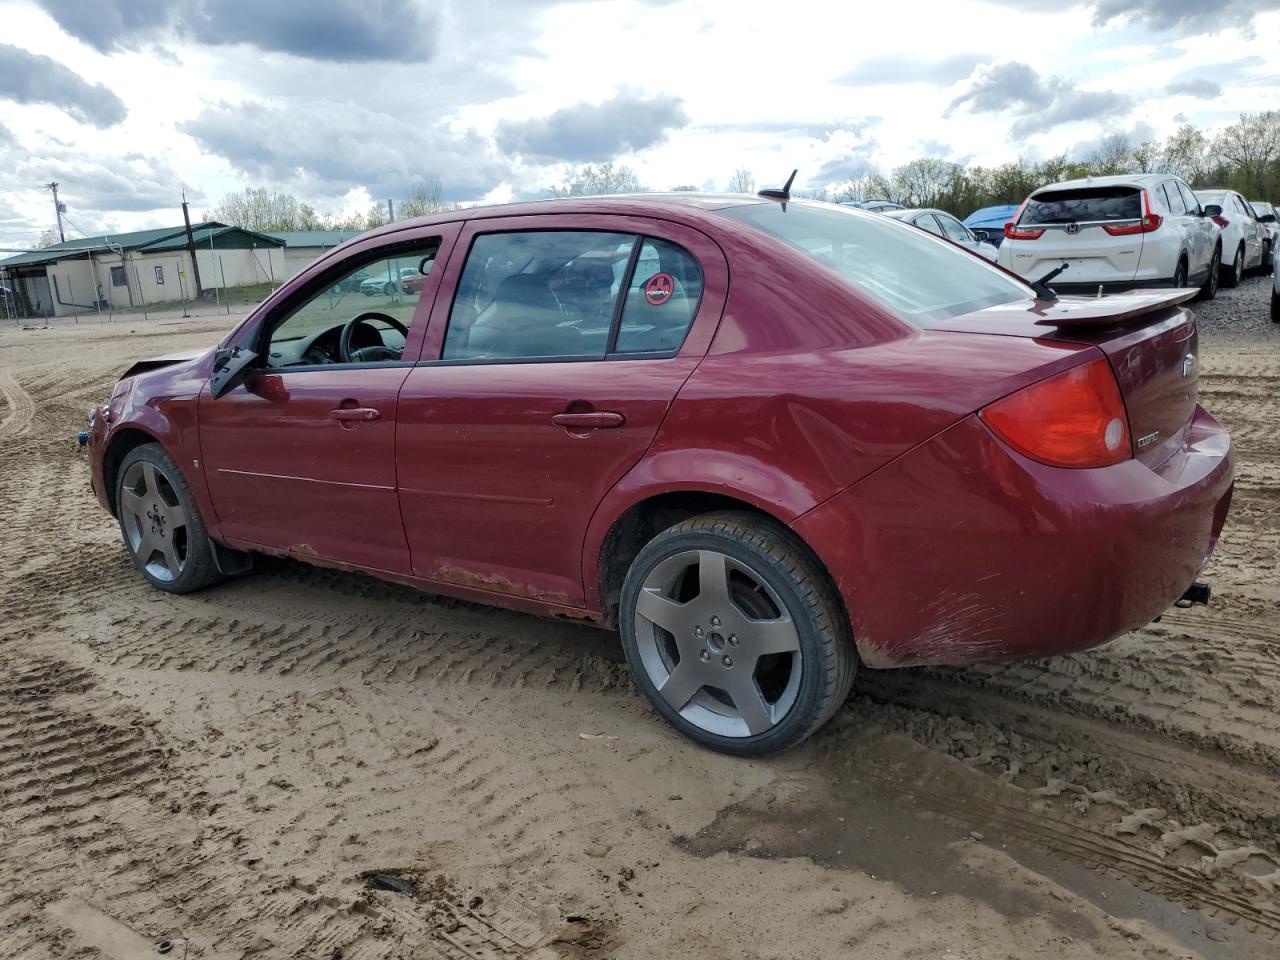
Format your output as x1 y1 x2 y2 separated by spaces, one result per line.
1004 198 1044 240
1211 215 1229 229
1101 189 1163 236
979 358 1131 469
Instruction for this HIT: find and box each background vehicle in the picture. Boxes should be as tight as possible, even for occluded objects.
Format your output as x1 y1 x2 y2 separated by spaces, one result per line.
884 207 998 260
84 195 1233 757
330 270 368 293
1195 189 1265 286
1000 174 1220 297
360 267 418 296
1250 201 1277 272
963 204 1021 247
839 199 904 213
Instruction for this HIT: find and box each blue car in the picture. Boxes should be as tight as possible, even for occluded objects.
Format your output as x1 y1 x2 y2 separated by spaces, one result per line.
963 204 1021 247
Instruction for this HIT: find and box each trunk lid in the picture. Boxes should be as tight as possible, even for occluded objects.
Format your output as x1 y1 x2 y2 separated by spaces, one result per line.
1004 185 1145 284
935 290 1200 469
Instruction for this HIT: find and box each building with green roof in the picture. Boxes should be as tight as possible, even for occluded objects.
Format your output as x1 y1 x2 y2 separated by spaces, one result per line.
0 222 286 318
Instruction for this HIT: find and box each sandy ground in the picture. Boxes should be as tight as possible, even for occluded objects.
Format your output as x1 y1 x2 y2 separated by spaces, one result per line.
2 278 1278 959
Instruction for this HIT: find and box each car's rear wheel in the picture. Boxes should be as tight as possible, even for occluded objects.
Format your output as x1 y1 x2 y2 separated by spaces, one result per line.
1172 259 1188 288
619 511 855 756
1222 244 1244 288
116 443 221 594
1197 247 1220 301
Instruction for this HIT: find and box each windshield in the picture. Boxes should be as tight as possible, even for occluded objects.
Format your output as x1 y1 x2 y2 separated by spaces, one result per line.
719 202 1028 327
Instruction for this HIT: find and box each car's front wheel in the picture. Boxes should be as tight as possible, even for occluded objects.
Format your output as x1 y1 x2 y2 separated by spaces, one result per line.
619 512 855 756
116 443 221 594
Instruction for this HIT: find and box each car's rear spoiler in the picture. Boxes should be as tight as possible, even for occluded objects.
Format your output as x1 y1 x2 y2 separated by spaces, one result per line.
1028 289 1198 328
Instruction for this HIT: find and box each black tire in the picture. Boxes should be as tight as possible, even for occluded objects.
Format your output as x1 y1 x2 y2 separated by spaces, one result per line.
115 443 221 594
1172 258 1188 288
1271 289 1279 324
619 511 856 757
1261 240 1272 276
1196 247 1220 301
1222 244 1244 288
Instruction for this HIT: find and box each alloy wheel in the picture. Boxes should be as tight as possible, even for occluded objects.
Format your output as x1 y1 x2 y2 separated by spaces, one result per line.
119 460 189 582
1234 249 1244 284
1208 252 1219 296
632 549 802 738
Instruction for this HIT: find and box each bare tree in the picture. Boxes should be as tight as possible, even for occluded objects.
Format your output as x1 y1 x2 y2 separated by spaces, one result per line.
35 228 60 248
727 168 755 194
1214 110 1280 196
1162 125 1210 185
1088 133 1132 176
890 158 958 208
1130 140 1162 173
399 177 458 218
547 162 642 196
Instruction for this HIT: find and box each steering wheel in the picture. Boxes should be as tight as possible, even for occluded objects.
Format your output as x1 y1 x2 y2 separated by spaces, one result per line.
338 312 409 363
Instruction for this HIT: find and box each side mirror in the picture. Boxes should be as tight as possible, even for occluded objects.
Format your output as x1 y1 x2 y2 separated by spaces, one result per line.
1201 204 1222 218
210 344 259 398
971 228 990 242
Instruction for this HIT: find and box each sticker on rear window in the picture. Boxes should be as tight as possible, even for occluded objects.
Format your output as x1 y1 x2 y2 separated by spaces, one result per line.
644 272 674 306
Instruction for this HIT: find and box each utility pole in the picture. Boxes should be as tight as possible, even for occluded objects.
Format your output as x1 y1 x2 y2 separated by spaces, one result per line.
46 182 65 242
181 192 203 299
387 198 394 223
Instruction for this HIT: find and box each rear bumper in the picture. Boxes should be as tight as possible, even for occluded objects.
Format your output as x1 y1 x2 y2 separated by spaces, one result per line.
792 406 1233 668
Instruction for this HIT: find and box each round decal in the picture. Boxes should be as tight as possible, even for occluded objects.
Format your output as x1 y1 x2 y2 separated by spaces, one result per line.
644 272 675 306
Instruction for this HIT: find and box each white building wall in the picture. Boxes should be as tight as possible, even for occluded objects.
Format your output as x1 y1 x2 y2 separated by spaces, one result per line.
282 245 337 280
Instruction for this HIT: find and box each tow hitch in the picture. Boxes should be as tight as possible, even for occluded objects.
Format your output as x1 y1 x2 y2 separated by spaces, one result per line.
1176 581 1212 608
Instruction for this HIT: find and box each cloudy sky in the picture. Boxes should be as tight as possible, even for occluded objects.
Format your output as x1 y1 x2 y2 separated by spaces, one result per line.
0 0 1277 245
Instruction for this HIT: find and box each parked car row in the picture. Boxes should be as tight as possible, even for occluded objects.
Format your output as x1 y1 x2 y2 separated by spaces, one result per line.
995 174 1274 296
857 179 1274 296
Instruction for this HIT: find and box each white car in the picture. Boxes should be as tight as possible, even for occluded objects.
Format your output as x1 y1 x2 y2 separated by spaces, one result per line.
999 173 1220 298
1250 201 1276 272
884 208 999 261
360 268 417 296
1194 189 1266 287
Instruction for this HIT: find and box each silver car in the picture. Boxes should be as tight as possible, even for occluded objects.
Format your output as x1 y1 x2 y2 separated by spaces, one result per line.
884 208 999 261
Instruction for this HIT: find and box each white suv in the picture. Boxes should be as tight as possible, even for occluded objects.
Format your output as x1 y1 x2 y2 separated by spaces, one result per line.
998 173 1221 299
1195 189 1266 287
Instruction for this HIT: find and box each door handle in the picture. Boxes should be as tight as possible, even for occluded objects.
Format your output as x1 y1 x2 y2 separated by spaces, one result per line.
330 407 381 422
551 411 625 429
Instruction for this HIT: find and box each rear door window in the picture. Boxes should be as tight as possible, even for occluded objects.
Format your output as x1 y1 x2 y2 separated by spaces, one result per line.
913 214 945 237
1178 182 1201 214
1021 187 1141 224
1162 182 1187 215
936 214 971 242
614 239 703 354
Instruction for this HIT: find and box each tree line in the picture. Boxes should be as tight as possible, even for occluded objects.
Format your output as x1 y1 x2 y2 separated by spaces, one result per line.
804 111 1280 216
200 111 1279 235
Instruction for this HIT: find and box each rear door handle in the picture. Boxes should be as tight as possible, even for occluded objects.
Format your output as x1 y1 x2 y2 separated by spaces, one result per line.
330 407 381 422
551 411 625 429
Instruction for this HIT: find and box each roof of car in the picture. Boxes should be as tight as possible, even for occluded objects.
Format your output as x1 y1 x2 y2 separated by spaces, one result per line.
883 208 953 219
348 193 770 245
1032 173 1173 193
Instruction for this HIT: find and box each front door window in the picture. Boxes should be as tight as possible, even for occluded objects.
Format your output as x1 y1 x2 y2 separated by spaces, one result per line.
264 244 440 367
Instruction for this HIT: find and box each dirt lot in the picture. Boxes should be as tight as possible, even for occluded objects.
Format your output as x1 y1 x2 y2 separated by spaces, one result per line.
2 277 1278 959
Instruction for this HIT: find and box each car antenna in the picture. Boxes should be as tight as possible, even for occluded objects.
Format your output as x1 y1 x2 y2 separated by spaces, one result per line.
758 169 798 209
1030 261 1069 301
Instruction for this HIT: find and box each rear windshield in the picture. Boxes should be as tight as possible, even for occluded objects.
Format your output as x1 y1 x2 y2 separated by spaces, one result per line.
720 202 1028 327
1021 187 1140 224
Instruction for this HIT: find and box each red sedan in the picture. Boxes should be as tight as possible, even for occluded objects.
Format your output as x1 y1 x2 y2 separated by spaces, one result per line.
85 194 1233 755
